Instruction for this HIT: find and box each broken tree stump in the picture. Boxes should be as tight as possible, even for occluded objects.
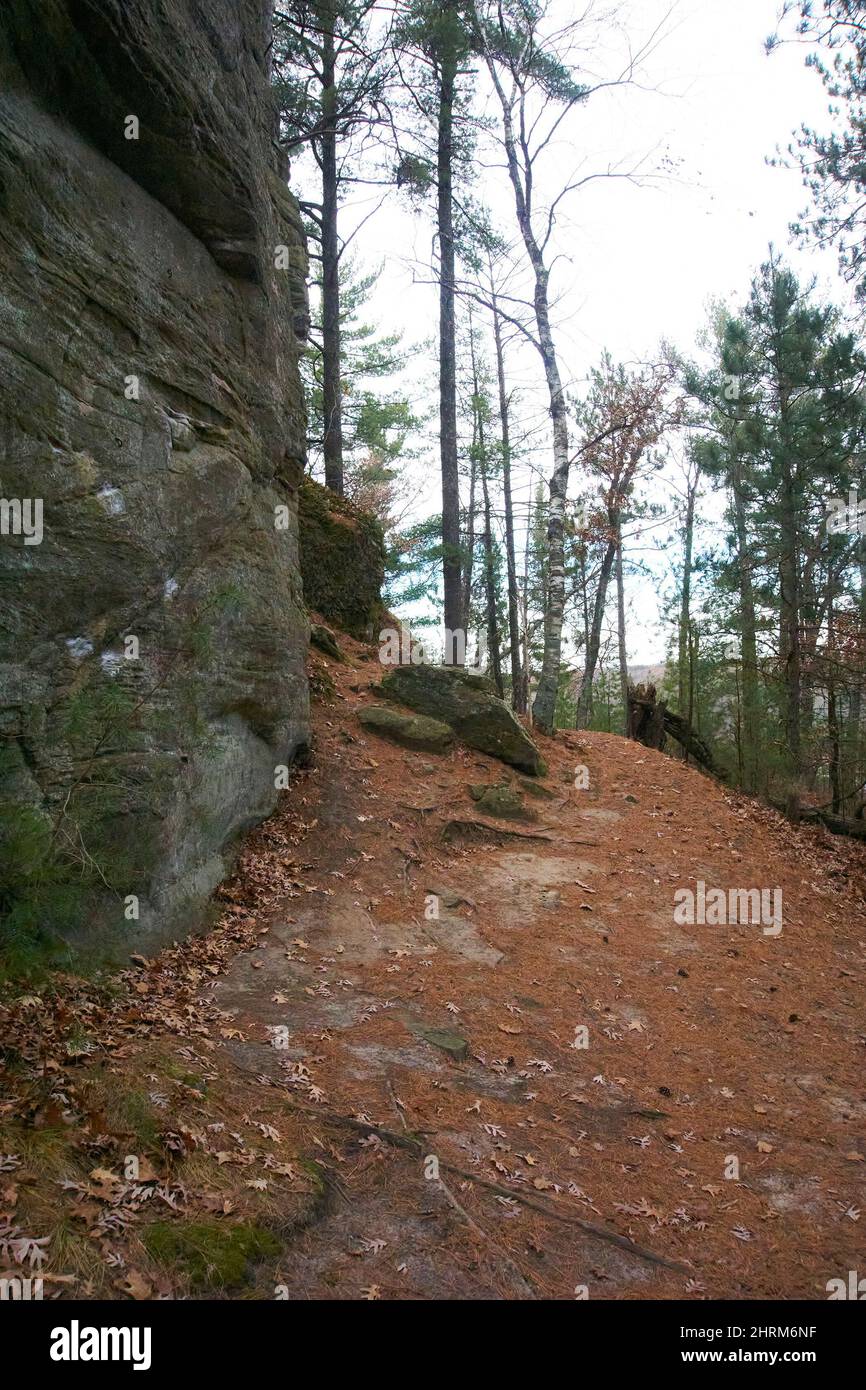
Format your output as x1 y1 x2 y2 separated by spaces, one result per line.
627 682 667 749
626 682 727 781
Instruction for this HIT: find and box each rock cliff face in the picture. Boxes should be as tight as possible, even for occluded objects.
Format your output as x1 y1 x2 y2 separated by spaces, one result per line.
0 1 310 959
298 477 387 640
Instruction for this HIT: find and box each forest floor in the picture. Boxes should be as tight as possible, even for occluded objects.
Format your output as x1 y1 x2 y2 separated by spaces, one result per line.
1 628 865 1300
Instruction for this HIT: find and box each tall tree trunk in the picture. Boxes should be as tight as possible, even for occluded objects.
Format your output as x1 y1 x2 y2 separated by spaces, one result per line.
576 535 617 728
527 261 569 735
461 432 477 633
320 3 343 494
437 8 462 650
769 271 802 820
615 518 628 735
468 316 503 691
847 542 866 811
733 659 744 785
480 444 504 696
688 620 697 729
731 457 759 794
779 462 802 818
828 596 842 814
521 489 533 719
491 286 523 709
678 477 696 714
579 543 590 657
483 61 570 732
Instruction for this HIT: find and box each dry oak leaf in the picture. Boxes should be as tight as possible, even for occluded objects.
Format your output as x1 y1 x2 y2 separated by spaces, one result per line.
116 1270 153 1301
89 1169 124 1201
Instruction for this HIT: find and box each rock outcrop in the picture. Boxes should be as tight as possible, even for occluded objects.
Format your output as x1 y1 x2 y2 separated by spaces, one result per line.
0 1 310 959
299 477 386 640
378 665 546 776
358 705 454 754
467 783 537 821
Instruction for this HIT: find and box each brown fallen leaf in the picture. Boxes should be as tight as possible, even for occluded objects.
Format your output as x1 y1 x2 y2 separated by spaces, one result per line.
116 1270 153 1301
89 1168 124 1201
266 1162 297 1178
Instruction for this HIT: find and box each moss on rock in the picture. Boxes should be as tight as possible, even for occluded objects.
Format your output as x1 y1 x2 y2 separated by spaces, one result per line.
467 783 537 821
299 478 386 639
378 665 546 775
358 705 454 754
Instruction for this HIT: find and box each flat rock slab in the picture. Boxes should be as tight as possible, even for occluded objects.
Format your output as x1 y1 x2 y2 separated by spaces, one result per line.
358 704 454 754
423 911 504 966
408 1022 470 1062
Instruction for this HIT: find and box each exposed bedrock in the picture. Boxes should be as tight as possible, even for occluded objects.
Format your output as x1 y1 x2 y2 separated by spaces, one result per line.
0 1 311 957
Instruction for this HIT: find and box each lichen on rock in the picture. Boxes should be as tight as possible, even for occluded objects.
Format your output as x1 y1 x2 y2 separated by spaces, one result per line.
0 1 310 959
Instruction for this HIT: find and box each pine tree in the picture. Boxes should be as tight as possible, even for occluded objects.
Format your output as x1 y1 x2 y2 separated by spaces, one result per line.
771 1 866 299
273 2 394 494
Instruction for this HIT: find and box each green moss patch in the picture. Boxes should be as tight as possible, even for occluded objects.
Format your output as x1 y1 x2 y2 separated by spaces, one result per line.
142 1220 281 1290
358 704 454 753
299 477 386 638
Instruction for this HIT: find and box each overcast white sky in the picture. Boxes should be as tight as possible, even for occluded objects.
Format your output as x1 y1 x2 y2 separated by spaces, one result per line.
326 0 851 665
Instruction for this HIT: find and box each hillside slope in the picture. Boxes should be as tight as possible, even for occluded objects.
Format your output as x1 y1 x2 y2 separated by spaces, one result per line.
1 629 863 1300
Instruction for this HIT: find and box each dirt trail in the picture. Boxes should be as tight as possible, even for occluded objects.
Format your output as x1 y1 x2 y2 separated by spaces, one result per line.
4 630 863 1302
206 634 866 1300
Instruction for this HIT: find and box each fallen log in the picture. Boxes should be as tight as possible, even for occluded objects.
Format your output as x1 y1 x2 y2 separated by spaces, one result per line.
795 808 866 841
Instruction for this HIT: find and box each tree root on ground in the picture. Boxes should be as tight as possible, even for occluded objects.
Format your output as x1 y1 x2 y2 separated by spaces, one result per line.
226 1055 689 1277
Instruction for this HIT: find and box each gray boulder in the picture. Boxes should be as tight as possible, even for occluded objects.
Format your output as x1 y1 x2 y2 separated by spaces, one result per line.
379 665 546 776
467 783 537 822
358 705 454 754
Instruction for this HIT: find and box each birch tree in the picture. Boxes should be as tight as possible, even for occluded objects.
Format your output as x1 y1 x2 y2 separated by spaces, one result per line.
470 0 665 731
